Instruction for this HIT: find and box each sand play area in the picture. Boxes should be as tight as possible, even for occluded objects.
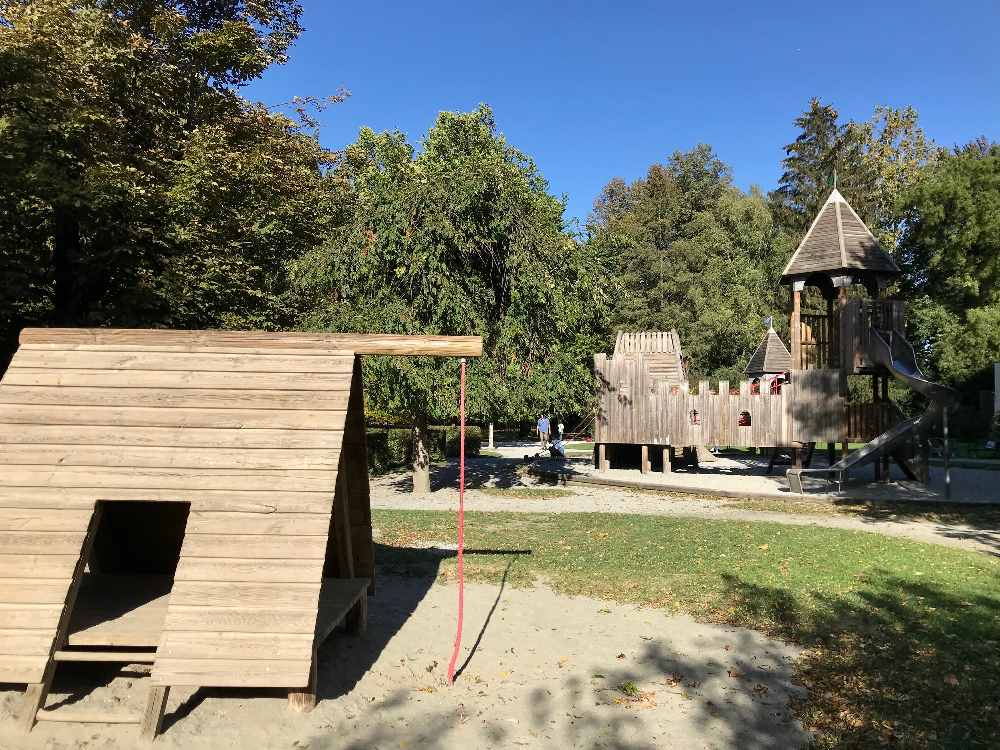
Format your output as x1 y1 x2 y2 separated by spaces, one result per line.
0 572 805 749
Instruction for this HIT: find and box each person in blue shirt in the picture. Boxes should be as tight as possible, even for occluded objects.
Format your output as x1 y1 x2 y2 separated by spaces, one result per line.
537 415 550 446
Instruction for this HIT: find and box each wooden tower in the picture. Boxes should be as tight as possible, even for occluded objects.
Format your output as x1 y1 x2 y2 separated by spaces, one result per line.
781 188 904 472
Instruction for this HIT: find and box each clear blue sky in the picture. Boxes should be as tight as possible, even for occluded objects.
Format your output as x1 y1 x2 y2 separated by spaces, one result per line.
244 0 1000 229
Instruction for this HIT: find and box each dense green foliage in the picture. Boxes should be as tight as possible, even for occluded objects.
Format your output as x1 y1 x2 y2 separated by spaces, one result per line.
770 98 935 249
586 146 787 381
288 106 613 425
897 144 1000 397
0 0 329 364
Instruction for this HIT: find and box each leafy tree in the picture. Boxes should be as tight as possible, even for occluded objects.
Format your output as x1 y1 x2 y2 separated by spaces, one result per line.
855 106 937 250
896 142 1000 312
895 142 1000 402
771 99 860 236
587 146 787 382
771 99 935 249
0 0 328 365
289 106 613 492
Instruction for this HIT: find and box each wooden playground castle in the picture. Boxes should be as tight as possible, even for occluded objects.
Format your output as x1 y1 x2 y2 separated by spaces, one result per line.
0 328 479 739
594 189 932 481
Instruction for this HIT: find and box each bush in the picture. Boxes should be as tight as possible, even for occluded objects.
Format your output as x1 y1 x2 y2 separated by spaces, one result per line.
366 426 482 475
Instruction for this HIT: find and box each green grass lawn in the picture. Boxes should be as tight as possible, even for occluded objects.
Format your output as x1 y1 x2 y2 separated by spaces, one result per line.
373 509 1000 749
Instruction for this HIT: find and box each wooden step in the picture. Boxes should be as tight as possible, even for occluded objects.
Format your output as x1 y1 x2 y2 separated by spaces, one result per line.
36 708 141 724
53 650 156 663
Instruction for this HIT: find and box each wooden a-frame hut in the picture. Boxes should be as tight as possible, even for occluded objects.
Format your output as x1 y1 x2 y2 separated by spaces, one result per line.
0 328 481 739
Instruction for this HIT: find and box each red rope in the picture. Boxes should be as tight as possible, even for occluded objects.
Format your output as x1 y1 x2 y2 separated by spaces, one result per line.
446 358 466 685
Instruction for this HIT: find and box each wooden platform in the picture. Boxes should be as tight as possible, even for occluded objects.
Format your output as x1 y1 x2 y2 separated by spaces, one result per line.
66 574 171 648
60 574 368 654
315 577 369 645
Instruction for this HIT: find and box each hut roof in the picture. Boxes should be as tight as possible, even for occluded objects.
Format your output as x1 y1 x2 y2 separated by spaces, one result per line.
781 189 899 283
612 330 686 384
613 330 682 356
745 327 792 376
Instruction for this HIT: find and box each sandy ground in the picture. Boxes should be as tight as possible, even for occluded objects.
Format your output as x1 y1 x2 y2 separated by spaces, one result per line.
0 575 805 749
371 455 1000 556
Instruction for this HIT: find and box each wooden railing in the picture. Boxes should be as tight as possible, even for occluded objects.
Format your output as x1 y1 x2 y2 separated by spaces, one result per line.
845 401 905 442
800 313 839 370
840 299 908 373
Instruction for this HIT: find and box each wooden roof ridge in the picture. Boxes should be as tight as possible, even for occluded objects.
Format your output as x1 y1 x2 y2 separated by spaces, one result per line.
612 329 683 356
20 328 483 357
745 326 792 376
781 189 899 282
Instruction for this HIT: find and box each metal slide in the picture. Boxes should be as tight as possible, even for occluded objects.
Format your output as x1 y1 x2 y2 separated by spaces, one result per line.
786 328 958 493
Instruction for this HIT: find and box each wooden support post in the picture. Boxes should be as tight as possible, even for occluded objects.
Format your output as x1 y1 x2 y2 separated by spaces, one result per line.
640 445 650 474
662 446 672 473
792 447 802 469
598 443 609 471
288 648 318 713
139 686 170 743
19 678 51 733
838 286 850 395
880 376 891 481
345 589 368 635
842 440 850 459
826 296 835 368
20 503 104 733
872 375 883 481
334 471 355 578
791 288 802 370
689 446 700 471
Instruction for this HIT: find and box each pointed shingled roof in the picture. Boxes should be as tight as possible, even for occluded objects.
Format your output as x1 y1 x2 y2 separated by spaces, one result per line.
745 327 792 376
781 189 900 282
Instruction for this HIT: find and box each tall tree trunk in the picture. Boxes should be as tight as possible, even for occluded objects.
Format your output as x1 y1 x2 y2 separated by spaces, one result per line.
52 205 82 325
411 415 431 494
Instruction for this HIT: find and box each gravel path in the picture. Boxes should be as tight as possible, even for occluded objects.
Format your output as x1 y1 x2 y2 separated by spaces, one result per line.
372 457 1000 557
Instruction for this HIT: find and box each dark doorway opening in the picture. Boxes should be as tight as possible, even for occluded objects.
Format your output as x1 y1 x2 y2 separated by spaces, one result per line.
90 501 190 575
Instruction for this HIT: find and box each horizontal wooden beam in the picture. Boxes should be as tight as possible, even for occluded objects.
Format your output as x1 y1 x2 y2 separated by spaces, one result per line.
19 328 483 357
36 708 141 724
53 650 155 663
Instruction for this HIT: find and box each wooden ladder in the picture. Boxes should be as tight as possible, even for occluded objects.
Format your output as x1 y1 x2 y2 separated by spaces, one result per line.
18 504 170 742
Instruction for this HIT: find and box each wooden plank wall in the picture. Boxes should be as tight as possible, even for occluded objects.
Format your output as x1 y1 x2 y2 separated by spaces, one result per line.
594 353 845 447
840 299 908 373
323 358 374 585
790 370 845 443
0 340 355 687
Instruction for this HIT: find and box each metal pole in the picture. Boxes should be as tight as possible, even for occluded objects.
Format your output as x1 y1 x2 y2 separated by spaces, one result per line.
943 406 951 501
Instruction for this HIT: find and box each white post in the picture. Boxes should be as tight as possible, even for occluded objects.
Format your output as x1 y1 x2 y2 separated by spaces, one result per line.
488 422 494 449
943 406 951 501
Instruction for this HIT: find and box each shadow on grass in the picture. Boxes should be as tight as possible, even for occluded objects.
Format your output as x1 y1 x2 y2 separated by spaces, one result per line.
827 500 1000 555
717 571 1000 748
382 455 528 494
